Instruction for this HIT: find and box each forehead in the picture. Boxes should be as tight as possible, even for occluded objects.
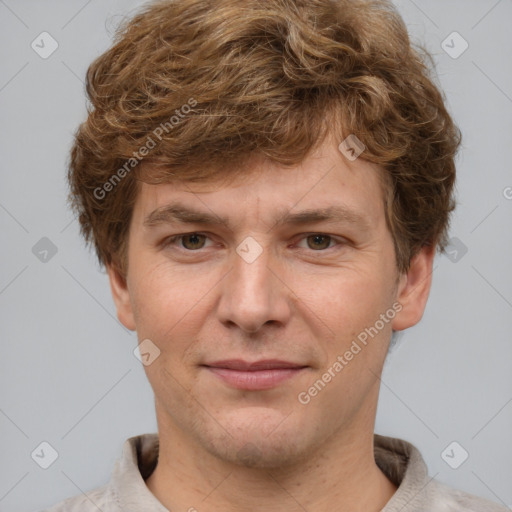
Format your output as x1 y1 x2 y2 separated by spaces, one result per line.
132 139 388 229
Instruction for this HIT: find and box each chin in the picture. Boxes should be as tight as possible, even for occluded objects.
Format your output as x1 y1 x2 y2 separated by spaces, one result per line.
207 433 303 469
196 408 311 469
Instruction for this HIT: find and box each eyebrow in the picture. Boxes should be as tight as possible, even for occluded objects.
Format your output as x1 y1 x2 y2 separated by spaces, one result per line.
143 203 371 230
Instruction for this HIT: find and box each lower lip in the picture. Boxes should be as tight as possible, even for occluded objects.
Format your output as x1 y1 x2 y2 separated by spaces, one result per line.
205 367 306 390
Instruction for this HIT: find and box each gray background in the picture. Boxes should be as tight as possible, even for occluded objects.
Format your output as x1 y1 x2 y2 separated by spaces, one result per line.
0 1 511 510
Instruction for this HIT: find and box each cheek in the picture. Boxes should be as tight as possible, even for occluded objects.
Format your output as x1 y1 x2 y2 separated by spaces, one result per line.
296 268 394 339
129 261 222 359
297 278 395 418
131 261 202 322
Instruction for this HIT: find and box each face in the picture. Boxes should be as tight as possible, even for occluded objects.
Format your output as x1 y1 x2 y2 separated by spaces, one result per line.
109 135 433 469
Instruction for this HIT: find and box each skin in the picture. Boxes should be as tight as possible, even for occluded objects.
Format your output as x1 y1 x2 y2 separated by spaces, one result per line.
108 134 435 512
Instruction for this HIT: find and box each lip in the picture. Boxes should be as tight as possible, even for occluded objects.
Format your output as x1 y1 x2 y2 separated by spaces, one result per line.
202 359 308 390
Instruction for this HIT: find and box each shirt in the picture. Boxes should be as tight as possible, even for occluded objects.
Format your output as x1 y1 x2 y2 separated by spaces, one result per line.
43 433 508 511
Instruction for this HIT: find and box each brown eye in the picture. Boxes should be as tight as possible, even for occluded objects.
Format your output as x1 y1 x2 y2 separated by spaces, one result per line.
306 234 332 250
181 233 207 250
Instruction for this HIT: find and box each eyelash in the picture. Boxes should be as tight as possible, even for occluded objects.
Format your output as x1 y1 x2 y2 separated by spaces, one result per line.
161 232 346 252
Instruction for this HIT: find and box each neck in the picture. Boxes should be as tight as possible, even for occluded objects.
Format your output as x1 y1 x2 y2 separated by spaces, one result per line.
146 413 397 512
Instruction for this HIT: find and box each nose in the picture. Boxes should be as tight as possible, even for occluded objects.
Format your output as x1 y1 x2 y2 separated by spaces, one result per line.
216 244 291 333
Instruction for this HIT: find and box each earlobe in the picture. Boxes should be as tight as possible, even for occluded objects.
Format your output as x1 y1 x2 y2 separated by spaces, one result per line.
107 264 137 331
391 244 436 332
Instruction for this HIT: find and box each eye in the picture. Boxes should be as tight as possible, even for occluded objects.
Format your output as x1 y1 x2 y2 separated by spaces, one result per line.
162 232 345 253
165 233 212 250
297 234 340 251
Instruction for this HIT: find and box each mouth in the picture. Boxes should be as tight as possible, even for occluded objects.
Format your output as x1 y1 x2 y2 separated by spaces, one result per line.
201 359 309 390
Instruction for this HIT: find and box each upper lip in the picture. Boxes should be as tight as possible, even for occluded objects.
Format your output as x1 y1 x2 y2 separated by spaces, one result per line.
203 359 307 371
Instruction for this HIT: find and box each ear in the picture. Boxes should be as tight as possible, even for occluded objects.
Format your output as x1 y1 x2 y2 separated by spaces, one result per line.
392 244 436 331
107 264 136 331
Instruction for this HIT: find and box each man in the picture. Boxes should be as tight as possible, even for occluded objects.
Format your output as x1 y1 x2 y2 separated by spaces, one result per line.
46 0 508 510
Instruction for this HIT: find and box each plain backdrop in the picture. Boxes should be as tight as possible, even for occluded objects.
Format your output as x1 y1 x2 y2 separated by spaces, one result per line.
0 1 511 511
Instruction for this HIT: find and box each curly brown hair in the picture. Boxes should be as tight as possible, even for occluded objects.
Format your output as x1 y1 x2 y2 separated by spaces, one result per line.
67 0 461 278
